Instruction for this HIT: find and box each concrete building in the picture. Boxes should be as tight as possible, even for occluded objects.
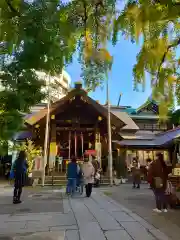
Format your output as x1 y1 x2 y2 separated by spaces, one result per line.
31 70 71 112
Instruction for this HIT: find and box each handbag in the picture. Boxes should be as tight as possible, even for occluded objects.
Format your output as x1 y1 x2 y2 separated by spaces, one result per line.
9 170 14 179
154 177 163 188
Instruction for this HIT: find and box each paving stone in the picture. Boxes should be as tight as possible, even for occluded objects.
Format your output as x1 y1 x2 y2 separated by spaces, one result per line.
121 222 156 240
0 222 26 234
100 194 133 214
105 230 133 240
128 212 156 230
63 199 72 214
69 198 95 223
50 225 78 231
13 231 65 240
26 213 76 228
79 222 106 240
65 230 79 240
110 211 136 222
9 213 53 222
0 237 13 240
83 198 122 230
0 214 11 223
149 229 171 240
92 194 122 212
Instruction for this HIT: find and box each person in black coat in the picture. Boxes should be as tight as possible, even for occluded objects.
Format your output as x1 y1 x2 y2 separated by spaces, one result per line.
12 151 28 204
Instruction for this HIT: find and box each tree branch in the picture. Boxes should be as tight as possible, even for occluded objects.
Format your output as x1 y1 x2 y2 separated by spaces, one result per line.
153 0 180 7
157 38 180 82
6 0 20 16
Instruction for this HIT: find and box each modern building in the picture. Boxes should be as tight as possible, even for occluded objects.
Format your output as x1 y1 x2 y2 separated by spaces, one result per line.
12 70 71 152
30 70 71 112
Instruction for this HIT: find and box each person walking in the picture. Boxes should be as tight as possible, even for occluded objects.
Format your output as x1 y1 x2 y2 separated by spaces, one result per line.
148 153 168 213
11 151 28 204
66 157 79 195
82 159 95 197
131 158 141 189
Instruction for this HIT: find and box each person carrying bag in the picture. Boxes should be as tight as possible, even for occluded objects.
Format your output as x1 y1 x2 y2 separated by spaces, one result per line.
148 153 168 213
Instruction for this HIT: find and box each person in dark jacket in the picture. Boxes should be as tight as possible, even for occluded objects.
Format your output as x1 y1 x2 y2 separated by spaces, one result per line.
131 158 141 189
148 153 168 213
12 151 28 204
66 157 79 195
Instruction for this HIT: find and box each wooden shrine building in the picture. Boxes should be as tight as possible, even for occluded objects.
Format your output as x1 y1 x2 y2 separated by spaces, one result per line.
25 82 126 170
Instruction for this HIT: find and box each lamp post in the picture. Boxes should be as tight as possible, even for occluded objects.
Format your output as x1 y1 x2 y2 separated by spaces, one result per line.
107 76 113 186
42 73 51 186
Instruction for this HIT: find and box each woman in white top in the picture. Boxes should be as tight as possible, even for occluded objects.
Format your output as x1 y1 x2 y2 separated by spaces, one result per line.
82 159 95 197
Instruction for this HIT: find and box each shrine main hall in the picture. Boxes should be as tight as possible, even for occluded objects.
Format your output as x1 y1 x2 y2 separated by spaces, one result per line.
24 82 126 169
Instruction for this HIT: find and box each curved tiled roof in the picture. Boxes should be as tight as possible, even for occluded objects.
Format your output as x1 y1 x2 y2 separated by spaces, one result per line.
25 86 126 129
110 110 139 131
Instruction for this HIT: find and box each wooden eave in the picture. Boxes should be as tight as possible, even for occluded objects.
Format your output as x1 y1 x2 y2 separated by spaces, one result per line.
25 88 126 130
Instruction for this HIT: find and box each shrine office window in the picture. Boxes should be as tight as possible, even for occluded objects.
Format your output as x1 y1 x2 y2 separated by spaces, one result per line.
144 124 153 130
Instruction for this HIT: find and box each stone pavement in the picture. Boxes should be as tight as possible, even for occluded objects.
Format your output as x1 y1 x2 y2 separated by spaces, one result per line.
0 186 171 240
104 184 180 240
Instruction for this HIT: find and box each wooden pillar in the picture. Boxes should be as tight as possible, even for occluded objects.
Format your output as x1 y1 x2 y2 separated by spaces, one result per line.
49 116 56 169
68 131 71 160
95 128 102 167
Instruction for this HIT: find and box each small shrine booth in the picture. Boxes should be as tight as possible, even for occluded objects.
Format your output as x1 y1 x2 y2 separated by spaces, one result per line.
25 82 126 173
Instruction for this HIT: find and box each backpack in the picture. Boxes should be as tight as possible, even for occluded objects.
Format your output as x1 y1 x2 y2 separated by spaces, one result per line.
154 177 163 188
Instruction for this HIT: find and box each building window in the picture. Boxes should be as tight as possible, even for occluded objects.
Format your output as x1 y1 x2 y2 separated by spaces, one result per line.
137 122 167 131
144 124 153 130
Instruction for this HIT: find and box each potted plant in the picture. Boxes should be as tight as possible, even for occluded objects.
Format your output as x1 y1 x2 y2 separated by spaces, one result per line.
12 140 41 186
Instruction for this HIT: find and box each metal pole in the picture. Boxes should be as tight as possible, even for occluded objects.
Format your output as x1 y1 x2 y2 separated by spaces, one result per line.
107 77 113 186
42 73 51 186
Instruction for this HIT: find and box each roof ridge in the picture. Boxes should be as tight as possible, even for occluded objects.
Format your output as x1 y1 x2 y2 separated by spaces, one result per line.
156 125 180 136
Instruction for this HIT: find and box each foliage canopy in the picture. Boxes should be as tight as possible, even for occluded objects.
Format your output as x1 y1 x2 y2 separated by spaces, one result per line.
113 0 180 118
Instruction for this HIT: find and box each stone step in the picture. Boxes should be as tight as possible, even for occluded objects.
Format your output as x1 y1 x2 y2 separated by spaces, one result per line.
40 175 111 186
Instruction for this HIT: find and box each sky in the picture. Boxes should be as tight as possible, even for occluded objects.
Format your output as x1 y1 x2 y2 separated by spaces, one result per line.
66 38 152 109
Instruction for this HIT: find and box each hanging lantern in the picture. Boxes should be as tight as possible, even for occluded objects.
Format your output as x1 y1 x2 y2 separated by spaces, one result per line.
98 116 102 121
51 115 55 120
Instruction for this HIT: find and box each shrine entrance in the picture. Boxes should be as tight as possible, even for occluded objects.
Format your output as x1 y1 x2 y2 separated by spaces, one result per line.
25 82 125 174
56 129 95 159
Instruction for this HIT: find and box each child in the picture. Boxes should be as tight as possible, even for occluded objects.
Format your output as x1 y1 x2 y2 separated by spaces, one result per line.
94 169 101 187
76 163 84 194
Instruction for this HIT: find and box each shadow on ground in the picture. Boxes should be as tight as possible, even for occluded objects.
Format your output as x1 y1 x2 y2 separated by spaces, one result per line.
0 188 63 215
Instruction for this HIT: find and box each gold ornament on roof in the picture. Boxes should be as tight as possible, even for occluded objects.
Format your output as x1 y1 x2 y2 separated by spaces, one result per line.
98 116 102 121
